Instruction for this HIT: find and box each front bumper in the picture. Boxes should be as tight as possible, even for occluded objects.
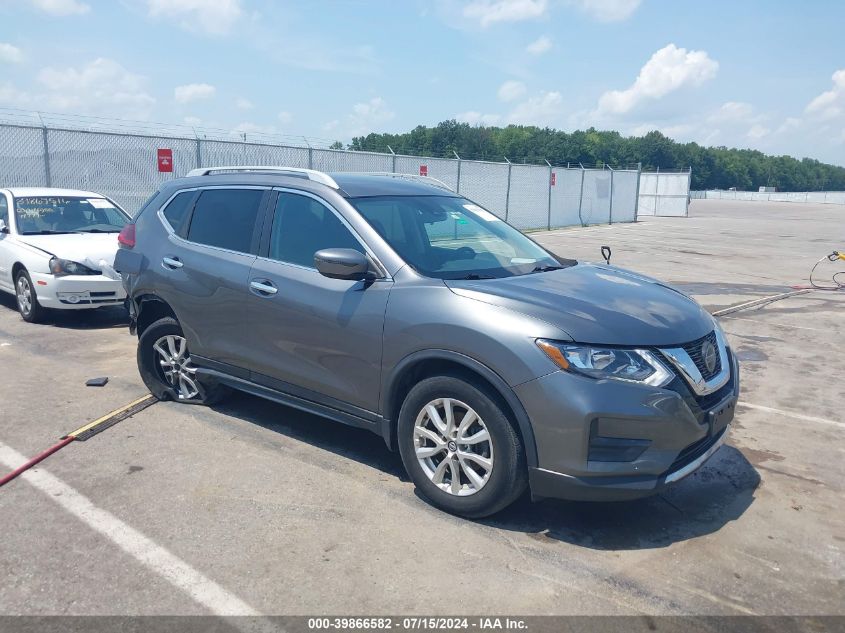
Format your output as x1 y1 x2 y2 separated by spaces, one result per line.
30 272 127 310
515 347 740 502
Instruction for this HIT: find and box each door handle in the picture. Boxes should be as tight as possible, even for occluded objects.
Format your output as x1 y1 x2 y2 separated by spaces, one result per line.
162 256 183 270
249 280 278 296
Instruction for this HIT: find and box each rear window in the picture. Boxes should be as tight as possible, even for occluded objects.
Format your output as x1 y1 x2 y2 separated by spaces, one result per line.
161 191 194 233
186 189 263 254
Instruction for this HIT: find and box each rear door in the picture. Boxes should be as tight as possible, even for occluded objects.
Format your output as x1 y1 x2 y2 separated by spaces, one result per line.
155 186 270 374
244 189 392 414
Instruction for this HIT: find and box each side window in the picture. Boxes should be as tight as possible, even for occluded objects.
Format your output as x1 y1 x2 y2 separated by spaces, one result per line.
186 189 264 254
161 191 194 233
269 193 362 267
0 195 8 227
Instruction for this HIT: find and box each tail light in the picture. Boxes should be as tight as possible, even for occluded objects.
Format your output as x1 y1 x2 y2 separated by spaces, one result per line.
118 224 136 248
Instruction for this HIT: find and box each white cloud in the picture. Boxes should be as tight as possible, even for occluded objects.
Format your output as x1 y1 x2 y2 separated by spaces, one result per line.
569 0 641 22
174 83 216 104
324 97 395 138
29 0 90 16
709 101 754 123
747 124 770 140
235 97 253 110
498 80 526 102
183 116 202 126
33 58 155 119
597 44 718 115
455 111 502 126
0 43 23 64
508 91 564 126
526 35 552 55
805 69 845 121
146 0 242 35
277 111 293 124
463 0 548 27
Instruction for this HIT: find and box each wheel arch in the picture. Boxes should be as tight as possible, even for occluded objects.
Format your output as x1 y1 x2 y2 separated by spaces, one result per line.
135 294 178 337
382 350 538 469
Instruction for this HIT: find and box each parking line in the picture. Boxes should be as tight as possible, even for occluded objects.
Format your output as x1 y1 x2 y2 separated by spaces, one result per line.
0 440 264 618
739 403 845 429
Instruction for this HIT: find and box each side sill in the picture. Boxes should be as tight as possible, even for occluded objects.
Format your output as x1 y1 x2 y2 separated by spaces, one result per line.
195 367 383 436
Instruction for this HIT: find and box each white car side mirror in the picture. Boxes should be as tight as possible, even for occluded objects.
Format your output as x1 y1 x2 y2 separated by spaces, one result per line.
0 219 8 233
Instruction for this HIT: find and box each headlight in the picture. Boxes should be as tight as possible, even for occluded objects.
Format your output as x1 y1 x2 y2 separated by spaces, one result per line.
536 339 673 387
49 257 99 276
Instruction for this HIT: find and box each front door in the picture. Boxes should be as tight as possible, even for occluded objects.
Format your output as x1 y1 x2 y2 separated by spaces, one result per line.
245 190 391 414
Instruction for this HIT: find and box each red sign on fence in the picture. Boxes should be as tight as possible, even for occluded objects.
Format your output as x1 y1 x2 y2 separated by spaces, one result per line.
550 172 556 186
419 165 428 176
157 148 173 173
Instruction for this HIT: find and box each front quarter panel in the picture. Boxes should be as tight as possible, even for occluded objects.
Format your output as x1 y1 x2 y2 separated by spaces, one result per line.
381 271 569 395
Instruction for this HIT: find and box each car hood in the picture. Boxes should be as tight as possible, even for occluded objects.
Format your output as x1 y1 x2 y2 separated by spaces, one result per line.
17 233 121 276
444 263 714 346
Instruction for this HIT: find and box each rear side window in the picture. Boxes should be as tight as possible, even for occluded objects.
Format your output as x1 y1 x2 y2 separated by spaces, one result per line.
161 191 194 233
0 195 8 226
268 192 361 267
187 189 264 254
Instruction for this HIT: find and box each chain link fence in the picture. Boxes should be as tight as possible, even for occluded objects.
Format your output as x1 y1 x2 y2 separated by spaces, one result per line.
692 190 845 204
0 117 669 229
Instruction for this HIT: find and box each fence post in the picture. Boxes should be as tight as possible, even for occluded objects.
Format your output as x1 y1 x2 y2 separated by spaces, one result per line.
303 137 313 169
37 113 51 187
193 128 202 169
686 167 692 217
504 157 512 222
608 164 614 224
545 159 552 230
387 145 397 173
634 162 642 221
453 150 461 193
577 163 586 226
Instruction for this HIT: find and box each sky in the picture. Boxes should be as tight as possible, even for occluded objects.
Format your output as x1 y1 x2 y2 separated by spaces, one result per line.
1 0 844 165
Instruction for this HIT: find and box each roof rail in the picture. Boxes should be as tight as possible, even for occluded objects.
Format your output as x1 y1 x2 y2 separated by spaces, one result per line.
364 172 455 193
185 166 339 189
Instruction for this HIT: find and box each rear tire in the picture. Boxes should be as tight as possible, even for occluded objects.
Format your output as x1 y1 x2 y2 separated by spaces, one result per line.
137 316 227 405
15 269 45 323
397 375 527 518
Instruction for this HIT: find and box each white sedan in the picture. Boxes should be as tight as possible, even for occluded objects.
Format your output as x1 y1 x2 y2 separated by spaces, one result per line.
0 187 131 322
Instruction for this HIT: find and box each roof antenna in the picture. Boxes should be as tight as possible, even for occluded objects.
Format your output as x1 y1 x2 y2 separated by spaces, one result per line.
601 246 612 265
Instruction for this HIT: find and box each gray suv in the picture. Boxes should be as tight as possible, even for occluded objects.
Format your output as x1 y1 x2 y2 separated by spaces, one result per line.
116 166 739 518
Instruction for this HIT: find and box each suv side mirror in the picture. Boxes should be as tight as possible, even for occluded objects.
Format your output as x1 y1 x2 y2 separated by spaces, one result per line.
0 219 8 234
314 248 372 281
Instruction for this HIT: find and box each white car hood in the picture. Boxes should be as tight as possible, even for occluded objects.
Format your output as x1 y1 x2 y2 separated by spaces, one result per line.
17 233 122 279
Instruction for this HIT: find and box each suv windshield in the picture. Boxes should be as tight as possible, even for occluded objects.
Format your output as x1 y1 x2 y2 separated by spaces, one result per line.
351 195 563 280
13 196 129 235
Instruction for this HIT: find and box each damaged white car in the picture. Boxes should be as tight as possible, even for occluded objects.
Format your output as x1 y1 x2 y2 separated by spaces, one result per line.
0 188 130 322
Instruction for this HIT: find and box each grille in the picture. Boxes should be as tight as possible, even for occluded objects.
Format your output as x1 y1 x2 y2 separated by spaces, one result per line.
681 330 721 381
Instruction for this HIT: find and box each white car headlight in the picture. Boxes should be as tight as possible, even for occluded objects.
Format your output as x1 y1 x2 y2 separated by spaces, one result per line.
49 257 100 276
536 339 673 387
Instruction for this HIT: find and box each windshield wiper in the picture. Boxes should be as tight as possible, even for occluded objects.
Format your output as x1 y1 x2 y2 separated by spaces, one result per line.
21 230 73 235
73 228 120 233
529 265 564 274
454 273 497 280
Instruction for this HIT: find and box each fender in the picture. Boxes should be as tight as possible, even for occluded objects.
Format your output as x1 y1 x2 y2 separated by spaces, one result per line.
382 349 538 469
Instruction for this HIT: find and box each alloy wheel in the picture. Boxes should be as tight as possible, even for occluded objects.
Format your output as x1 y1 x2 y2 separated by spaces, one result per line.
413 398 494 496
153 334 204 400
16 276 32 316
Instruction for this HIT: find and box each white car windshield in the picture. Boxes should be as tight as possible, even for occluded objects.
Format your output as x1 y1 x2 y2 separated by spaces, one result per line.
14 196 129 235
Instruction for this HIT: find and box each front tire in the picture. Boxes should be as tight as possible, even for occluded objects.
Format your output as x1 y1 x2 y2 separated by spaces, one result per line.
137 316 226 405
397 375 527 518
16 269 45 323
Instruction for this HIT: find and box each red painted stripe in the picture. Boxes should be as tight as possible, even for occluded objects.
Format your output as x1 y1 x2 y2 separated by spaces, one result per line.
0 436 75 488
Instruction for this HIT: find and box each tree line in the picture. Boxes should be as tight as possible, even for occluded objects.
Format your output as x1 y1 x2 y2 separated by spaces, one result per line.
347 121 845 192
